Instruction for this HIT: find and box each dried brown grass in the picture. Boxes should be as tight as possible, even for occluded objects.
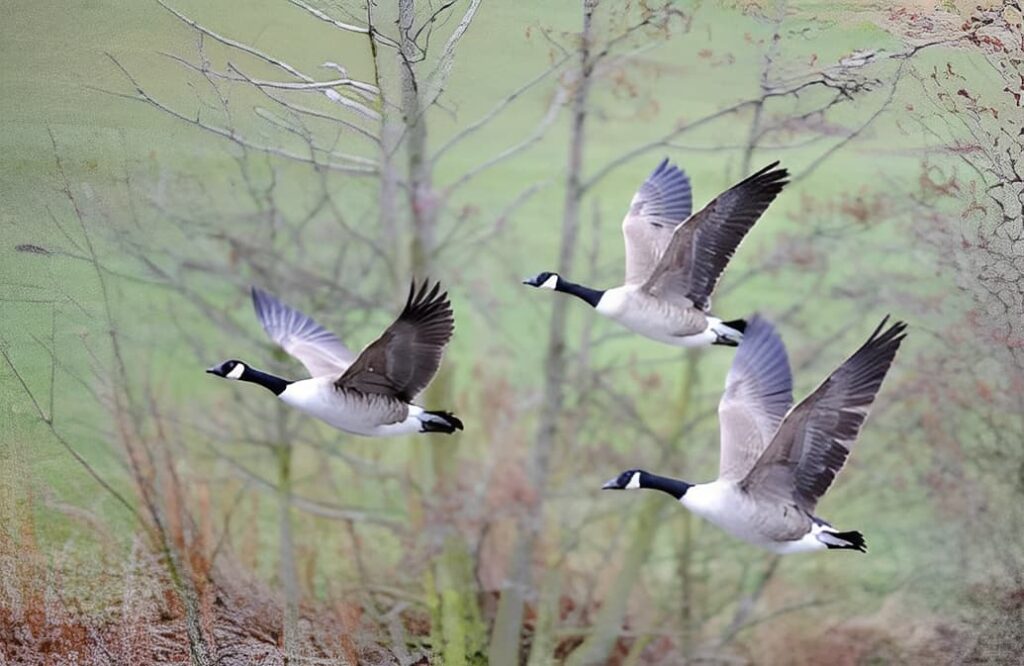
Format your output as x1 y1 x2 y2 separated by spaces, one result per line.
0 492 428 666
0 550 431 665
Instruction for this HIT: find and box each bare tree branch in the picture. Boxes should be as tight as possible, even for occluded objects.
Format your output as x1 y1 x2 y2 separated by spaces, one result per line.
422 0 482 108
444 84 568 196
103 53 378 174
156 0 315 82
287 0 401 48
432 54 570 164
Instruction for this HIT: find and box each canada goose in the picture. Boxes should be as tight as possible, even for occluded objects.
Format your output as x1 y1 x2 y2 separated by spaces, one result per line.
207 281 463 437
524 159 788 347
602 315 907 553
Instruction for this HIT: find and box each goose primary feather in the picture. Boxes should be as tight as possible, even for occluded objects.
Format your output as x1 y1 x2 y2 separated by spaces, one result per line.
207 281 463 437
524 159 788 347
602 315 907 553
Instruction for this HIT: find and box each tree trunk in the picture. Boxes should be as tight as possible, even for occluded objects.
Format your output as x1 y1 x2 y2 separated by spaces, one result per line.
488 2 598 664
568 351 701 665
566 498 664 666
276 405 301 662
673 351 701 656
740 0 784 175
162 525 214 666
396 2 484 661
399 0 437 272
525 568 564 666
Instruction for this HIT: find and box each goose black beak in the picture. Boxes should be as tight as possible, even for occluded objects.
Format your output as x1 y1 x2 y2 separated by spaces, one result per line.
601 478 622 490
205 365 220 375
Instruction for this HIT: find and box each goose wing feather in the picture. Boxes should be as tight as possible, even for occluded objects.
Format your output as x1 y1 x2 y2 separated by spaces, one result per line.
622 159 693 286
741 317 907 513
251 287 356 378
717 316 794 482
642 162 788 309
336 281 455 402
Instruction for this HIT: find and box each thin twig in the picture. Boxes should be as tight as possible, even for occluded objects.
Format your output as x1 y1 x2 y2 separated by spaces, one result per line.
444 85 568 196
156 0 315 82
432 54 570 164
287 0 400 48
422 0 482 108
102 53 377 174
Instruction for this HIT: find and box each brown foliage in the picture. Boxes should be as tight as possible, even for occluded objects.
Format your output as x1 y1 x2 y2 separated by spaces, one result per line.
0 518 421 665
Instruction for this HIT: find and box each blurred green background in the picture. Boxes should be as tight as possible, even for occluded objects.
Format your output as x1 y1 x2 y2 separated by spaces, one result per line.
2 1 1021 664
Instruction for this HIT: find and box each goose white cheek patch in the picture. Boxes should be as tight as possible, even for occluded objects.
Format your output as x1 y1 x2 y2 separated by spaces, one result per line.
540 275 558 290
227 364 246 380
626 472 641 490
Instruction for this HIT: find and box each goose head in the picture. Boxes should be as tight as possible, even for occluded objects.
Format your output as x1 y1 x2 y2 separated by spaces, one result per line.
601 469 648 491
207 359 248 380
602 469 692 499
523 272 561 290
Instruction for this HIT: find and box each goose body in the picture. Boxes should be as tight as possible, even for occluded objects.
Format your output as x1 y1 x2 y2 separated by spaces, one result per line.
525 159 788 347
603 315 907 553
277 377 431 437
594 285 728 347
680 482 835 554
207 281 463 438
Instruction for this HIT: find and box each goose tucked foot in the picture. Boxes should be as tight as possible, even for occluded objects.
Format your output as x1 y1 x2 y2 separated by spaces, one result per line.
418 410 464 434
711 318 747 347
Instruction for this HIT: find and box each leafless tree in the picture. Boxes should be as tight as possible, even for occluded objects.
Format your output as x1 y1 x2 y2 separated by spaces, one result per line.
3 1 989 664
93 0 567 662
898 2 1024 660
483 1 951 662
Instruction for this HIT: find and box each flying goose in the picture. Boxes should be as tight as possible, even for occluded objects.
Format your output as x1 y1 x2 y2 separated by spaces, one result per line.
524 159 788 347
602 315 907 553
207 281 464 437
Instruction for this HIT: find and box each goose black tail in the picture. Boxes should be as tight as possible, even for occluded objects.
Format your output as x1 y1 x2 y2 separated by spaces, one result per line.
712 318 747 347
821 529 867 553
722 318 747 334
420 410 464 434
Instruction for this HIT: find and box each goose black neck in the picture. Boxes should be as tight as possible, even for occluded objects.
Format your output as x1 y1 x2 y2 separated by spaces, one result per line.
556 277 605 308
644 473 692 500
241 367 291 396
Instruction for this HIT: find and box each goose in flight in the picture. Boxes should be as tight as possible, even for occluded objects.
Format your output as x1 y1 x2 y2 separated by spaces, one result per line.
602 315 907 553
207 281 463 437
524 159 788 347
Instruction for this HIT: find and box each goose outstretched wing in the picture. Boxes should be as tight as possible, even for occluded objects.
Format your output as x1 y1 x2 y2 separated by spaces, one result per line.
642 162 788 310
336 281 455 402
717 315 794 482
252 287 356 377
622 159 693 286
742 317 907 512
